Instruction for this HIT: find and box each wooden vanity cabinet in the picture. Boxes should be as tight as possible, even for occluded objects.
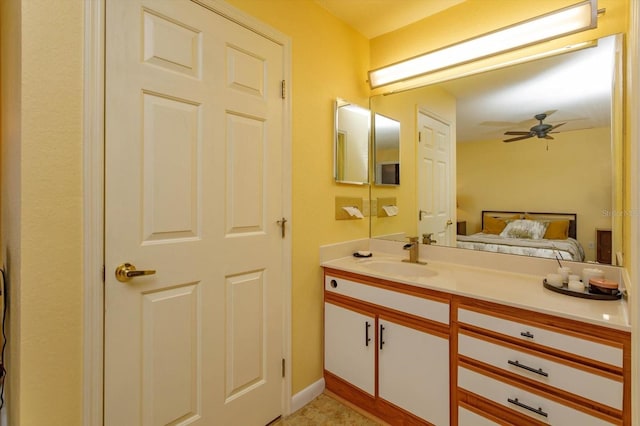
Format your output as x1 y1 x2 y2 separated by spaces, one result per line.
453 297 631 426
323 268 452 425
322 267 631 426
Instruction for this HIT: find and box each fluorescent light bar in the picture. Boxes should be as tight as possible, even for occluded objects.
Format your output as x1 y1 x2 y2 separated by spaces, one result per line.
368 0 597 88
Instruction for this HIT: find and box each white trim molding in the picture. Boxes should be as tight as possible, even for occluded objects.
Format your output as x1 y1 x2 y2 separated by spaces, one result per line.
627 1 640 425
290 378 325 415
82 0 105 424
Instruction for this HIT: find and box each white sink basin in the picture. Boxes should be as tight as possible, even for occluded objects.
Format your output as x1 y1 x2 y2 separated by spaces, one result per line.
361 260 437 278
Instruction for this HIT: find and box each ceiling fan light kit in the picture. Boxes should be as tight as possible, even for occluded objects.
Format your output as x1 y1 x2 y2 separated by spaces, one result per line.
368 0 597 89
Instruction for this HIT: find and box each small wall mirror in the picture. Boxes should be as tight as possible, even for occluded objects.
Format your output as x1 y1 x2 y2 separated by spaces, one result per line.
373 113 401 185
335 99 370 185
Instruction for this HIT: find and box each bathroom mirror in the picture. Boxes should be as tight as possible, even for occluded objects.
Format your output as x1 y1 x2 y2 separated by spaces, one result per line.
373 113 401 185
334 98 370 185
370 34 623 265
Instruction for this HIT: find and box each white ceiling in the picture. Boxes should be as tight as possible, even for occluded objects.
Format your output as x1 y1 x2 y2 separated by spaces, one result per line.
318 1 615 143
440 36 615 142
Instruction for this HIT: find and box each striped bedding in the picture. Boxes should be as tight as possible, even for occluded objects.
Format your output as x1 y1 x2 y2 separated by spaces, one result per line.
456 233 585 262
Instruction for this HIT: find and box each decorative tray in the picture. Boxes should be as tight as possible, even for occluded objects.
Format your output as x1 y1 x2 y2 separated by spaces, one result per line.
543 279 622 300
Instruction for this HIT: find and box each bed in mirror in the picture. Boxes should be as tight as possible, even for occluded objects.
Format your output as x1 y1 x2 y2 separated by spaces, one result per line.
369 34 623 265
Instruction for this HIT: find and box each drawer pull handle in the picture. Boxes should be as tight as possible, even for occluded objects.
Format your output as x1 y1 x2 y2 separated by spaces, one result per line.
379 324 385 350
365 321 372 347
520 331 534 339
507 397 548 418
508 360 549 377
330 279 338 288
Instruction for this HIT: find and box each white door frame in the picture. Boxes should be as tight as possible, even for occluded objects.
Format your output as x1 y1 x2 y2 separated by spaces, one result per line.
82 1 292 424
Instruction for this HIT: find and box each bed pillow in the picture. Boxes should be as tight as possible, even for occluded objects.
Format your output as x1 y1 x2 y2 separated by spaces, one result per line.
543 220 570 239
482 214 520 234
500 219 549 239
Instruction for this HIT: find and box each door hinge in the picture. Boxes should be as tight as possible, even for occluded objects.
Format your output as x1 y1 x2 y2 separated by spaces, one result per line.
102 265 105 282
418 131 422 142
276 217 287 239
282 358 286 378
281 80 286 99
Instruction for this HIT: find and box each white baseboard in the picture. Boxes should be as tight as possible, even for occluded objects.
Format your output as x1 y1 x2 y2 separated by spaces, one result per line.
289 378 325 414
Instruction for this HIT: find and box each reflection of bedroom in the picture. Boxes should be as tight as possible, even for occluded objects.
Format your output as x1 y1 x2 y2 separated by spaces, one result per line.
456 125 611 262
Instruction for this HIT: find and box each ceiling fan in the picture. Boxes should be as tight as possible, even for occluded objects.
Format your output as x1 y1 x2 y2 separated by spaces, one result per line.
503 113 566 143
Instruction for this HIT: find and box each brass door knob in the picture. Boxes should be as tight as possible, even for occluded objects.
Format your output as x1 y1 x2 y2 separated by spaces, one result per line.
115 263 156 283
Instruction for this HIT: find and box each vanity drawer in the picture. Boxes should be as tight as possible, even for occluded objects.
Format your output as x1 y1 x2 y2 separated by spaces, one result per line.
458 406 503 426
325 275 449 324
458 367 618 426
458 308 622 368
458 331 623 410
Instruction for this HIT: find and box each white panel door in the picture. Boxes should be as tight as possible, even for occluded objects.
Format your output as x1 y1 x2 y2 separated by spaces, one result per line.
104 0 286 424
378 319 450 425
417 111 454 246
324 303 375 395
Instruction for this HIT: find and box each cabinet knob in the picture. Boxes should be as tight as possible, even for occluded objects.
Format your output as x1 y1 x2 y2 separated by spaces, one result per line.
330 279 338 288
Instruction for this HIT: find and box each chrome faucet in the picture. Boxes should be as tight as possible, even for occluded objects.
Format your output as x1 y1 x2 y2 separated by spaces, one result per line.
403 237 426 264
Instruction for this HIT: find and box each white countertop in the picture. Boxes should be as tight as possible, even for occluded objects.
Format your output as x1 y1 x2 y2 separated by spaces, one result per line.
322 253 630 332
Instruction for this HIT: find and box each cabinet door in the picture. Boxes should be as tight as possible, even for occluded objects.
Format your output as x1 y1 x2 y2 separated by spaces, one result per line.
378 319 449 425
324 302 375 395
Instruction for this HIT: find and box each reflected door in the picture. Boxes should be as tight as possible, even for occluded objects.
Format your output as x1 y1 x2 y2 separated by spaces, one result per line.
104 0 285 424
417 111 454 246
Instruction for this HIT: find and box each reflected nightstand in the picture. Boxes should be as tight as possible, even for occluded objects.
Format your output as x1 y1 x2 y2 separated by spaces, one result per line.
596 228 612 264
457 221 467 236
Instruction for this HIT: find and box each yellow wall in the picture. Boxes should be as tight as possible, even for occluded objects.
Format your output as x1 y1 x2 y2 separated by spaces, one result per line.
457 127 612 262
225 0 370 393
1 0 84 425
0 0 634 424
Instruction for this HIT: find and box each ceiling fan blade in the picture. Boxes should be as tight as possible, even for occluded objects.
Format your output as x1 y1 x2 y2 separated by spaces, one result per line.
548 122 566 131
504 131 531 135
503 135 533 142
545 135 555 140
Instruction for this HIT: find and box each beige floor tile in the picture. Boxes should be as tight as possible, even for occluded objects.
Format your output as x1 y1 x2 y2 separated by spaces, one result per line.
271 393 382 425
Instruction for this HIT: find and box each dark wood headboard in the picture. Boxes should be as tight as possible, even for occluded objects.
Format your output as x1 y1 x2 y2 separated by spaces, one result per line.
481 210 578 239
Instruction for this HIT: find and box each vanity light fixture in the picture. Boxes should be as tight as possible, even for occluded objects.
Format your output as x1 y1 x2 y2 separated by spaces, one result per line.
368 0 598 89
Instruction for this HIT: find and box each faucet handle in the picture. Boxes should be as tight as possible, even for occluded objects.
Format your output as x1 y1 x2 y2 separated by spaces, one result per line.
422 233 437 245
407 236 419 243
